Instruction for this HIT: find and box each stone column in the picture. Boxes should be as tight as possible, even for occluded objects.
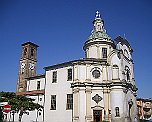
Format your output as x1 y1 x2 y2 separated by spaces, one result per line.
85 86 92 121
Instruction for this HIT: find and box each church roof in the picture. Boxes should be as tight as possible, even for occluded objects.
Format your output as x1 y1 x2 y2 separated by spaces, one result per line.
26 74 45 80
44 58 107 70
87 30 112 42
22 42 39 47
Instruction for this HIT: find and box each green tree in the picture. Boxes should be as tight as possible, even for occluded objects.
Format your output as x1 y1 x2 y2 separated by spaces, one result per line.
0 92 43 121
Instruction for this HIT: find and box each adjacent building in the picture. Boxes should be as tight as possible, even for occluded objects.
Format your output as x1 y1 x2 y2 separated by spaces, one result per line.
137 98 152 121
14 11 138 122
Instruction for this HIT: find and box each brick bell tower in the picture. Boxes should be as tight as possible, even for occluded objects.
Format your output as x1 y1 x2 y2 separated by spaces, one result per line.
16 42 39 93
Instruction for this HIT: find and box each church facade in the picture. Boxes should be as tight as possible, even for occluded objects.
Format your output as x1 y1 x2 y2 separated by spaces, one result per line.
15 11 138 122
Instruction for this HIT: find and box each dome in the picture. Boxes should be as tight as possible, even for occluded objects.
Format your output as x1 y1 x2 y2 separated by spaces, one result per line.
83 30 115 50
87 30 112 41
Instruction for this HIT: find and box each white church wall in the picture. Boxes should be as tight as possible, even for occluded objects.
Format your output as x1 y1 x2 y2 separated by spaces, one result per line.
110 54 121 80
110 86 125 121
78 65 87 82
88 45 97 58
86 40 112 59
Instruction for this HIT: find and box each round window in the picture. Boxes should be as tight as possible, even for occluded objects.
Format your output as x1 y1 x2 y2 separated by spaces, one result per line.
92 70 100 78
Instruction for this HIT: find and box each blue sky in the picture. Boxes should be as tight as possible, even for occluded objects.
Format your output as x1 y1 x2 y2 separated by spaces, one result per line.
0 0 152 98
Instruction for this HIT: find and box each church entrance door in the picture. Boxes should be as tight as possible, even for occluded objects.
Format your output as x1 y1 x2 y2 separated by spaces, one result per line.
93 110 102 122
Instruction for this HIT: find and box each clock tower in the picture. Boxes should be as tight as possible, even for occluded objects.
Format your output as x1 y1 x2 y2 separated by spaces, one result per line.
16 42 39 93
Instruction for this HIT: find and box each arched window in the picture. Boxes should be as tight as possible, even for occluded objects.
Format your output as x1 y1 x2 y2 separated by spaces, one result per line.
24 48 27 56
115 107 120 117
112 65 119 80
31 48 34 57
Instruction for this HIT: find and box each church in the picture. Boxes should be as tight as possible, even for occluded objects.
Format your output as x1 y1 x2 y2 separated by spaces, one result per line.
14 11 138 122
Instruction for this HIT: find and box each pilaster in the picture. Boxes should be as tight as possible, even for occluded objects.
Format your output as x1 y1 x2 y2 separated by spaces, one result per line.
97 45 100 58
85 64 91 81
74 65 79 81
103 88 110 121
73 88 79 122
103 65 107 82
85 86 92 121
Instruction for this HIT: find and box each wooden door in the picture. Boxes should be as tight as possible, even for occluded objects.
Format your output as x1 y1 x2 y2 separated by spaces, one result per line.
93 110 102 122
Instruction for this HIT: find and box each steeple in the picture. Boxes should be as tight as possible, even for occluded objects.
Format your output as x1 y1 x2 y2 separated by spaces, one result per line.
93 11 105 32
16 42 38 93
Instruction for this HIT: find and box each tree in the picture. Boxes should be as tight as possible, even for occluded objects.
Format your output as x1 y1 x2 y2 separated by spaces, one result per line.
0 92 43 121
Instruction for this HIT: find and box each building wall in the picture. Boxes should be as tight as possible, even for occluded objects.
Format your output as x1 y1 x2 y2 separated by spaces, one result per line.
137 98 152 120
44 66 73 122
27 77 45 91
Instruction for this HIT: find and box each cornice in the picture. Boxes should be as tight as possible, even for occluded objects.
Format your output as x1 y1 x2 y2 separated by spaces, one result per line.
20 58 37 62
71 81 137 92
83 40 115 51
16 89 45 96
26 74 45 80
22 42 39 48
44 58 108 71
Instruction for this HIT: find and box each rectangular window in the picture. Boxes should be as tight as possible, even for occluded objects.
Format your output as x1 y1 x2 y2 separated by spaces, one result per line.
51 95 56 110
37 81 40 90
67 68 72 81
52 71 57 83
102 48 107 58
115 107 120 117
66 94 73 109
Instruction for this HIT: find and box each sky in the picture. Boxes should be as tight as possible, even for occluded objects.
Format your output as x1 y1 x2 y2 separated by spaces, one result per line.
0 0 152 98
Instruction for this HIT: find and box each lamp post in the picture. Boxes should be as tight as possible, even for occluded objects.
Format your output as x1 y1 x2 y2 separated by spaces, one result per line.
11 110 16 122
19 107 24 122
0 107 3 121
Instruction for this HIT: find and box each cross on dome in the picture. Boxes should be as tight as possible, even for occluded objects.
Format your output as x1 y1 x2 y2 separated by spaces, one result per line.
95 11 101 19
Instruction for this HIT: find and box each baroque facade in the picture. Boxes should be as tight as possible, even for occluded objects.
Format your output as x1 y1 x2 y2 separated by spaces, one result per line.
14 11 138 122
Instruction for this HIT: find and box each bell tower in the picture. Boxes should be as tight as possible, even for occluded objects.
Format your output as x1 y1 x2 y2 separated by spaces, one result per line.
16 42 39 93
